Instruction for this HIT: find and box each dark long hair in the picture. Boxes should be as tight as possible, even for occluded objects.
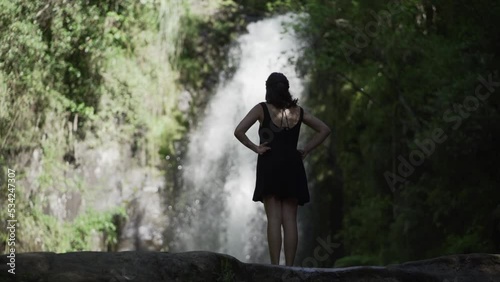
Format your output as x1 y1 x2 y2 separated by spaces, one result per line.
265 72 298 109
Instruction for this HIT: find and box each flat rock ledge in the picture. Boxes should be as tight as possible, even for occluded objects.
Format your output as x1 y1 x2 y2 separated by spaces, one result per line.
1 251 499 282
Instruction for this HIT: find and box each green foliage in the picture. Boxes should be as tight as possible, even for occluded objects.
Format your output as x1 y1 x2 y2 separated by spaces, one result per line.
288 0 500 265
174 2 246 124
18 204 126 253
443 226 489 255
0 159 126 253
334 254 379 267
0 0 162 153
341 195 392 259
68 206 127 251
0 0 186 252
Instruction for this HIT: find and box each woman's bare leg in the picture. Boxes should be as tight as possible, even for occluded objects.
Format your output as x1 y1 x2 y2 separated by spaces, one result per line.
263 194 282 265
282 197 298 266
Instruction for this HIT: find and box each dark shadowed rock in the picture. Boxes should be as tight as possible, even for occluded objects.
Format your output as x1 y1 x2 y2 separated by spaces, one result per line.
1 251 499 282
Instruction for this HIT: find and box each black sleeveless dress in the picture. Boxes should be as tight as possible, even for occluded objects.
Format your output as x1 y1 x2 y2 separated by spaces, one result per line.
252 102 310 206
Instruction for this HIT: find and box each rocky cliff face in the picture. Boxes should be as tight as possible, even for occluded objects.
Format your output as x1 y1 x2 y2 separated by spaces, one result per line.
16 141 169 252
1 251 499 282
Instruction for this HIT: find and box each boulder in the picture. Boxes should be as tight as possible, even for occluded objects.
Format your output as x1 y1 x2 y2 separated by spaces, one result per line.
1 251 499 282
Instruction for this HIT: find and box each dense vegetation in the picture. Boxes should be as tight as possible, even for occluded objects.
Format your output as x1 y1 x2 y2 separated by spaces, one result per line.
1 0 499 267
0 0 185 252
277 0 500 266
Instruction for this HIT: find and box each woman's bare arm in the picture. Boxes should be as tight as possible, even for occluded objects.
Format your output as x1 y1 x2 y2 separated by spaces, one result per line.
300 109 331 158
234 104 271 155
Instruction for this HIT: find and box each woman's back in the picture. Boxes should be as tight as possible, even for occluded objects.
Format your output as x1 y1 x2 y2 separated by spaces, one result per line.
254 101 309 205
263 102 302 130
258 102 303 157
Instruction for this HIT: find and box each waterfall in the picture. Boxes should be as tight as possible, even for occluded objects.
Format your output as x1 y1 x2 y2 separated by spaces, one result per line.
169 14 305 264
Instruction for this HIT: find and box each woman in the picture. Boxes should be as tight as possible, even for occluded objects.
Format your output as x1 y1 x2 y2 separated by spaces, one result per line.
234 72 331 266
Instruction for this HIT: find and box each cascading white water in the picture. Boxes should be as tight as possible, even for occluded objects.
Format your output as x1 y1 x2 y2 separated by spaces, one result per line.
172 14 305 264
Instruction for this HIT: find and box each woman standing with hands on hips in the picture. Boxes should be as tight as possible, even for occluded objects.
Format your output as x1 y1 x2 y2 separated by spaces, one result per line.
234 72 331 266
